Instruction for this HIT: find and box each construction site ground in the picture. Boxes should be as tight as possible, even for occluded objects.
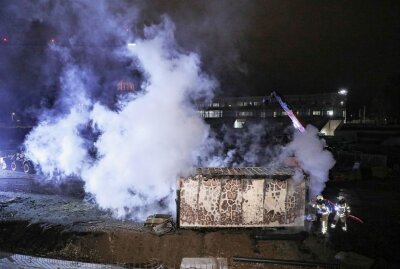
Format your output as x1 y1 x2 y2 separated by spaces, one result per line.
0 170 399 268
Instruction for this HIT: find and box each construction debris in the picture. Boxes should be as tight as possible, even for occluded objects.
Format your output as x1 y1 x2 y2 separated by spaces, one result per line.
144 214 175 236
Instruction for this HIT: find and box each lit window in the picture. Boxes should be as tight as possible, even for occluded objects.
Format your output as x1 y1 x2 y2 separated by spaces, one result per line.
234 119 246 128
312 110 321 116
237 111 253 117
205 110 223 118
212 103 220 107
260 111 266 118
273 111 278 117
327 110 334 116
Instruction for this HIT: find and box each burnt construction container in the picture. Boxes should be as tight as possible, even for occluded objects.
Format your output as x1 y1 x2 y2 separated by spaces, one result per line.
177 167 307 228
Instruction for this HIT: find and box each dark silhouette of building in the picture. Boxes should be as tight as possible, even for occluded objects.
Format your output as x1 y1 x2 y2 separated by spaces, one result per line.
197 92 347 135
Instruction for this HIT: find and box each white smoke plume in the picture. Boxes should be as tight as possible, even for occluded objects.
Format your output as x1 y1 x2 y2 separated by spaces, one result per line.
24 16 216 220
195 121 335 199
282 125 336 197
24 66 93 178
195 121 285 168
82 19 215 219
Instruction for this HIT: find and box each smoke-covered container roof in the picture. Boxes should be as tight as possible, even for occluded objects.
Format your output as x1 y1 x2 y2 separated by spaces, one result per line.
194 166 297 179
179 166 306 228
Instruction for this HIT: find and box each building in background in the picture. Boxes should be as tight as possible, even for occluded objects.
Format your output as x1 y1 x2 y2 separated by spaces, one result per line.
197 92 347 135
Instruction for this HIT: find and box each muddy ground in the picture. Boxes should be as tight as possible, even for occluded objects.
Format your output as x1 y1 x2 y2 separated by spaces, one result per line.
0 170 399 268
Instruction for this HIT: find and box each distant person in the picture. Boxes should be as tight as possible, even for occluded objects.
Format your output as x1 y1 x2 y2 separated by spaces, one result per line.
312 194 331 235
331 195 351 231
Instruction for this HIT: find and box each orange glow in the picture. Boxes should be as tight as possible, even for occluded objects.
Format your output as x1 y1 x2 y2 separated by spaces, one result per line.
284 157 301 167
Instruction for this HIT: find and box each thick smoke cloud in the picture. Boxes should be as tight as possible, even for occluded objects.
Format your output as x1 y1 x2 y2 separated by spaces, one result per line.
21 1 216 219
197 121 286 167
24 65 93 177
282 125 336 197
198 122 335 199
82 19 216 219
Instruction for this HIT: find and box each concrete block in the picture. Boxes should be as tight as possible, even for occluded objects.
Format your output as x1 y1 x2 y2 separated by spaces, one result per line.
180 257 228 269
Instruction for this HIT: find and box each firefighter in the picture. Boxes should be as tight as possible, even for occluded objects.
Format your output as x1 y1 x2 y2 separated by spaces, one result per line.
312 194 331 235
331 195 351 231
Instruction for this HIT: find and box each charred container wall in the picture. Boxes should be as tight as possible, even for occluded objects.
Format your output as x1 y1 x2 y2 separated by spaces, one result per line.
178 167 306 228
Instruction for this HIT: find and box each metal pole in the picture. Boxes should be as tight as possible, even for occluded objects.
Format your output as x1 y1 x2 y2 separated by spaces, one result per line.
233 256 340 268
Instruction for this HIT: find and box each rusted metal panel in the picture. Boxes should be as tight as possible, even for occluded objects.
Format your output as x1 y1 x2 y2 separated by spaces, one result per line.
242 179 264 225
197 178 221 226
179 177 199 226
263 180 288 225
219 179 242 225
179 167 306 228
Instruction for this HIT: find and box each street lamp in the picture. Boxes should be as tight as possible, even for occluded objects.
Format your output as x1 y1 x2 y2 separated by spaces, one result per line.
338 89 348 122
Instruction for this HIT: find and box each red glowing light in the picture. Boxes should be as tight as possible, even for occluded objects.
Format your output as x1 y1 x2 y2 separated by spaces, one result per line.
117 81 135 91
2 37 8 43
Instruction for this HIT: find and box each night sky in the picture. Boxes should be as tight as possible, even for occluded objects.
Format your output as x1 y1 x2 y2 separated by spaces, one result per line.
1 0 400 120
240 0 400 96
150 0 400 117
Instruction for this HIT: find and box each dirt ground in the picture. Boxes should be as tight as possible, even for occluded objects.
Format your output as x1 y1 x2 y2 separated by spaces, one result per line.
0 171 399 268
0 219 336 268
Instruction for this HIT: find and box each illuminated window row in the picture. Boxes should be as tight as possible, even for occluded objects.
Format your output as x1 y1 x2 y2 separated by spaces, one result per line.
198 110 223 118
199 109 343 118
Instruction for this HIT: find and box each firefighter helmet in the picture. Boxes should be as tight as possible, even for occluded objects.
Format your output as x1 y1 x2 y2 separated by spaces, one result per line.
337 195 345 201
316 194 324 201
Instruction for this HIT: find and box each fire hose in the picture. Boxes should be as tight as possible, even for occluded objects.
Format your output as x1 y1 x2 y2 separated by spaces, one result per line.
325 199 364 224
